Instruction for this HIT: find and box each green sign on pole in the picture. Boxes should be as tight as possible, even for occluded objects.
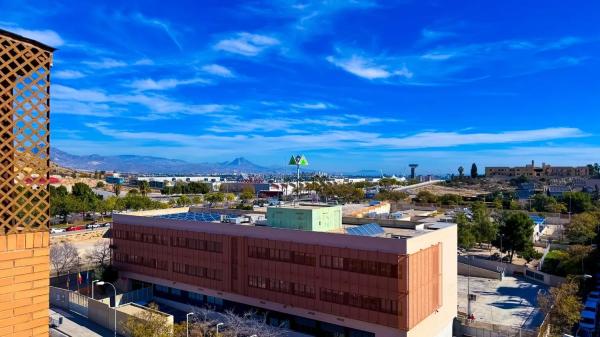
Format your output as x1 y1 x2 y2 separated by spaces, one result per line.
289 155 308 166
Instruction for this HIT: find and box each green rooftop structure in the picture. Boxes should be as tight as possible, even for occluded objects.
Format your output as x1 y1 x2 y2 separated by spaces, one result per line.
266 204 342 232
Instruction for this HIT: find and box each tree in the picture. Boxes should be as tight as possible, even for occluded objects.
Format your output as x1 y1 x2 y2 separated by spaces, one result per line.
176 195 191 207
85 241 111 270
50 242 80 276
439 194 462 206
240 185 255 201
50 194 79 224
205 192 225 204
497 212 534 263
456 213 476 249
191 195 203 205
224 193 236 202
566 212 598 244
415 190 438 204
458 166 464 178
470 163 478 178
561 191 593 214
96 181 105 188
123 303 186 337
471 202 497 248
537 280 583 336
113 183 122 197
138 180 150 197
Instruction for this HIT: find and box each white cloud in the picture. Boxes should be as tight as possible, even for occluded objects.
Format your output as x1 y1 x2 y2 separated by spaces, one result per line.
420 29 456 43
52 84 235 118
326 55 413 80
290 102 336 110
82 58 127 69
54 70 86 79
2 27 64 46
134 58 154 66
126 77 210 91
201 64 234 78
214 32 279 56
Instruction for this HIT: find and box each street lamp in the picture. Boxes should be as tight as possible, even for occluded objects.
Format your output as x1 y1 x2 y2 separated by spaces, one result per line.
91 279 99 299
186 312 195 337
97 281 117 337
216 322 224 336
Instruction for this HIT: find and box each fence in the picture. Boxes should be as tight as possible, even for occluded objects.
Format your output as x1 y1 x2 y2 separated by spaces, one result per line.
50 286 89 317
454 317 539 337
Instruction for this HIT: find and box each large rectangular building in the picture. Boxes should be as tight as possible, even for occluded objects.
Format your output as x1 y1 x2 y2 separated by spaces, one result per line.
486 160 589 178
112 206 456 337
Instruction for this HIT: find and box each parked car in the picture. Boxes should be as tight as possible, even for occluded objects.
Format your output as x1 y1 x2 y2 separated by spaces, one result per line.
102 222 112 227
588 291 600 301
86 223 101 229
583 299 599 314
578 310 596 335
50 228 65 234
66 225 84 231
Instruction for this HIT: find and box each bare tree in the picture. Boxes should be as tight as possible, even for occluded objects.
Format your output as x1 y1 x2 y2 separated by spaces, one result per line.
50 242 80 276
85 240 111 269
188 307 285 337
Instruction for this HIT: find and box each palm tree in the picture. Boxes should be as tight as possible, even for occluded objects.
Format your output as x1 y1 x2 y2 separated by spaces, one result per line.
458 166 465 178
138 180 150 197
113 183 122 197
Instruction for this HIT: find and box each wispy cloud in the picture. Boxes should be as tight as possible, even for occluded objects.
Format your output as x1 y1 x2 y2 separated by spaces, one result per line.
326 54 413 80
201 64 235 78
125 77 210 91
52 84 235 119
214 32 279 56
290 102 336 110
0 27 64 46
130 12 183 51
54 70 86 79
82 58 127 69
327 35 588 84
420 28 456 43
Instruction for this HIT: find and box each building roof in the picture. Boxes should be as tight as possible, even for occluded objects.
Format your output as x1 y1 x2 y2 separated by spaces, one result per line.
0 29 57 51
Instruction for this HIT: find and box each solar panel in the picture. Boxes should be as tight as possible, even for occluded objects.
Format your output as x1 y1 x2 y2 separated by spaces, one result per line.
346 223 385 237
154 212 223 222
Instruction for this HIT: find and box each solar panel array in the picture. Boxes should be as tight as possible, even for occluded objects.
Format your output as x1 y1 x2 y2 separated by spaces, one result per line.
346 223 385 237
155 212 223 222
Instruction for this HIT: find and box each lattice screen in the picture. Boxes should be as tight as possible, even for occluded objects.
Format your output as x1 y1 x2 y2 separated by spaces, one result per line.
0 32 53 234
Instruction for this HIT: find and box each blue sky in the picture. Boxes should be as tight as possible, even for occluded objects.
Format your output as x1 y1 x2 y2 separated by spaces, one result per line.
3 0 600 174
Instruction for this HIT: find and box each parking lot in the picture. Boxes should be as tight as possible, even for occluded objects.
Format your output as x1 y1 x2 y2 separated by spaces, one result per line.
457 275 547 329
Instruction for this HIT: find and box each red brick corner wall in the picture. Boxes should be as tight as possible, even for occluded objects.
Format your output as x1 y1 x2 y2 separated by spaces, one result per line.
0 232 50 337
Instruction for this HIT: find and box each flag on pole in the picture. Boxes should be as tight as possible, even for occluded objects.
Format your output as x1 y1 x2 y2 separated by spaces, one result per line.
77 272 83 285
66 276 70 289
85 270 89 284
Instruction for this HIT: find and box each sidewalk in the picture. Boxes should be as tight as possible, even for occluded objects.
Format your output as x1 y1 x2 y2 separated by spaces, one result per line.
50 307 122 337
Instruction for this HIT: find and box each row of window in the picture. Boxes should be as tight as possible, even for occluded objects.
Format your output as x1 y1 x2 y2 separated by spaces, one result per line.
113 230 170 245
113 230 223 253
319 255 399 279
114 252 168 271
172 262 223 281
320 288 399 315
248 275 316 299
248 246 316 266
171 237 223 253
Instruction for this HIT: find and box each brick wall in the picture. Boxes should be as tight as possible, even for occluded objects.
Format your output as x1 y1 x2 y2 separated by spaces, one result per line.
0 232 50 337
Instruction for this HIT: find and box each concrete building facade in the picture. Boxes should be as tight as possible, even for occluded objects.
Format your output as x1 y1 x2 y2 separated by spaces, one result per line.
486 160 589 178
1 29 54 337
112 207 456 337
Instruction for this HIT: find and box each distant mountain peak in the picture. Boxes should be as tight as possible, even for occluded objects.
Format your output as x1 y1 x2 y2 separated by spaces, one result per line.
50 148 277 174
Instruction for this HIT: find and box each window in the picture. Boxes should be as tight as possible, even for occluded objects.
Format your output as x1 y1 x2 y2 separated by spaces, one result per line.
319 288 398 315
248 275 315 299
247 246 315 266
320 255 398 278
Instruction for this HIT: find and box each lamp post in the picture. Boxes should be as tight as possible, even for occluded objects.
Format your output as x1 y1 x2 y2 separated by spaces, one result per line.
216 322 224 336
91 279 99 299
97 281 117 337
186 312 195 337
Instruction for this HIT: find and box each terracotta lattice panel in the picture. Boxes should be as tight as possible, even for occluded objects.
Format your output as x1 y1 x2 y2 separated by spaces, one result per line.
0 32 52 234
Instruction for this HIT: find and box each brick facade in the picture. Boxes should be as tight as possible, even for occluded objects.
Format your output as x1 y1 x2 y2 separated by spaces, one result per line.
0 233 50 337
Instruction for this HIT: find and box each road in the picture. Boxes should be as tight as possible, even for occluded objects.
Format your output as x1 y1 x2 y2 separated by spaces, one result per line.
51 227 109 237
393 179 444 192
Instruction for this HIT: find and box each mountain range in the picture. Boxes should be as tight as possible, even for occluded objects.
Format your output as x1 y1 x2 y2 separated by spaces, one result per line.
50 148 281 174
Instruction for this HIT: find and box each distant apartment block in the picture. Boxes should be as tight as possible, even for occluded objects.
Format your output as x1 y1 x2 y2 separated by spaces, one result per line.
1 29 54 337
112 205 457 337
486 160 589 178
